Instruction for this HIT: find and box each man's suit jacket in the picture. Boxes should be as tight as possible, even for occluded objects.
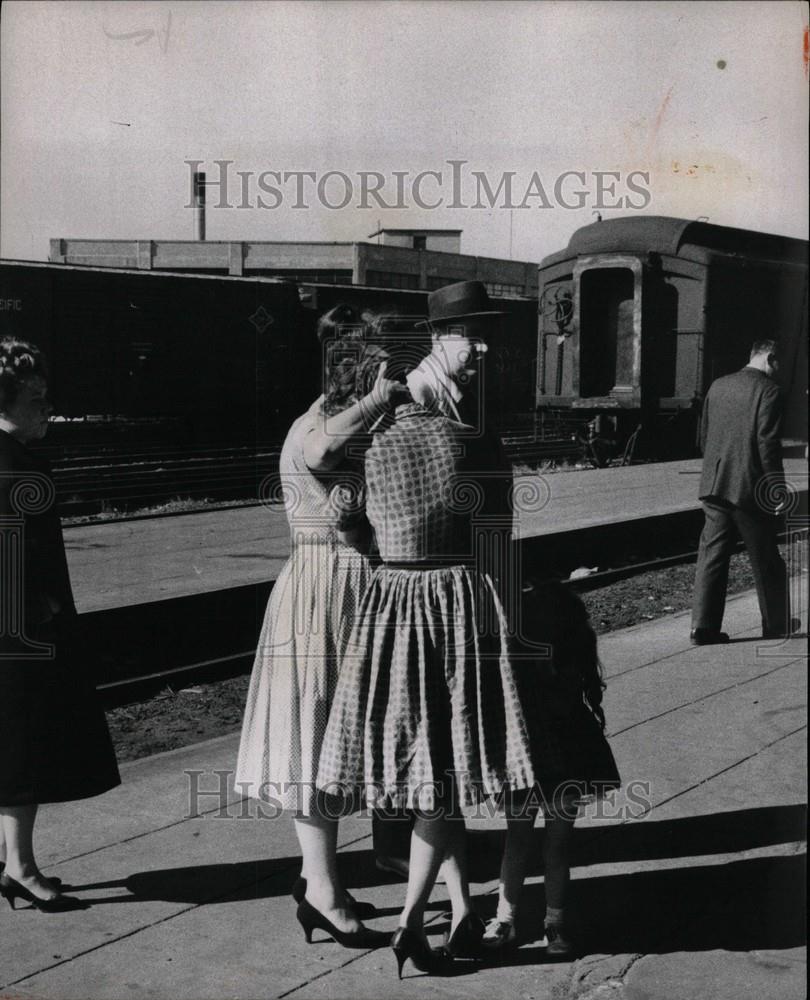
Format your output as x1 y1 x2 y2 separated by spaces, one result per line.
698 367 784 512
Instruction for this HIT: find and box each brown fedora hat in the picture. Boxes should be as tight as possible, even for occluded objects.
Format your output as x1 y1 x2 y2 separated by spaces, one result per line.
418 280 505 328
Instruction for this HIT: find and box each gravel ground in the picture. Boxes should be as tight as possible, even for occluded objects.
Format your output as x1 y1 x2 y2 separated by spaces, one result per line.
106 548 776 764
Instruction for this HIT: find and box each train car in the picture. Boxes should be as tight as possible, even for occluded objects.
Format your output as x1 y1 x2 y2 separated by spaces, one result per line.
536 216 808 459
0 260 537 453
0 260 317 449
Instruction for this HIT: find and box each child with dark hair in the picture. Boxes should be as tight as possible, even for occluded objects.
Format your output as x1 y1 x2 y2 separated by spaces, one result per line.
483 579 621 958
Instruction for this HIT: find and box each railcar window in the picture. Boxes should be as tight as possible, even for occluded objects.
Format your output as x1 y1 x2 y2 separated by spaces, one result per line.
484 281 525 298
579 268 636 398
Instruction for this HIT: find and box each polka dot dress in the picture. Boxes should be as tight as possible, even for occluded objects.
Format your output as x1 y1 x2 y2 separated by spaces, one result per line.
317 405 538 812
235 411 372 815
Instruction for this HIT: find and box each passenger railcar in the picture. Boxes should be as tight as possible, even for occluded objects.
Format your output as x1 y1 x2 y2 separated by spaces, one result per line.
536 216 808 458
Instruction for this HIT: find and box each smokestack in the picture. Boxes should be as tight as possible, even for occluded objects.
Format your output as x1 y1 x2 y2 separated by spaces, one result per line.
193 171 206 241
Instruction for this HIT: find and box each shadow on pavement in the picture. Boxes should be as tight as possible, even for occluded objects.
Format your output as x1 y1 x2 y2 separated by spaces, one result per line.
544 852 805 955
68 855 301 904
63 804 806 960
458 804 807 883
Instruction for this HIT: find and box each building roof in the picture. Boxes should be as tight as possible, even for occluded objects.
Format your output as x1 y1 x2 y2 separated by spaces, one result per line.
367 228 463 238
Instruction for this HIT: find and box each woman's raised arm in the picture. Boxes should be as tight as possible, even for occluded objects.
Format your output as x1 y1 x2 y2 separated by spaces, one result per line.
303 362 411 472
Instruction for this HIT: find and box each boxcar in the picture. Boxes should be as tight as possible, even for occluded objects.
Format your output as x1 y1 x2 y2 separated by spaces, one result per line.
536 216 808 457
0 260 537 450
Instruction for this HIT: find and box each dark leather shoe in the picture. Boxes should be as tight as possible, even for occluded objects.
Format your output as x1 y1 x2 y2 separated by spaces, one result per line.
443 912 486 958
762 617 802 640
291 877 377 919
392 926 454 978
690 628 730 646
0 862 61 889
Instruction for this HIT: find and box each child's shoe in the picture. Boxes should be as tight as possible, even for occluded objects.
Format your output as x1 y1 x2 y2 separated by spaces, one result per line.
481 918 517 950
544 919 574 959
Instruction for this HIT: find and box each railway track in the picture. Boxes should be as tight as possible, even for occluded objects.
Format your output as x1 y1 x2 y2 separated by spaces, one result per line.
92 523 807 709
49 444 282 516
45 424 588 517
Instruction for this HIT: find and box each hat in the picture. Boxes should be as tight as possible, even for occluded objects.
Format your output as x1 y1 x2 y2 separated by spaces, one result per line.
418 280 505 329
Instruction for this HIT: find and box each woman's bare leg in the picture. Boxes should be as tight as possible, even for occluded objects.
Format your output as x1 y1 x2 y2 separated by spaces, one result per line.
439 817 473 933
294 814 361 933
0 804 59 900
399 816 450 936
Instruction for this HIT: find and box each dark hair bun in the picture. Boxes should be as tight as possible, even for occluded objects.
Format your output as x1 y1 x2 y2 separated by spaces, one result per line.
317 303 366 344
0 336 48 411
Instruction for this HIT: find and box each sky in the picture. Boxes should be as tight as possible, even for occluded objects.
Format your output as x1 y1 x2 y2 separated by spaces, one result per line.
1 0 808 265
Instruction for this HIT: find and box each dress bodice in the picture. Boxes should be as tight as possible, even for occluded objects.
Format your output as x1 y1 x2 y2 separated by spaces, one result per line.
279 410 364 543
363 404 511 563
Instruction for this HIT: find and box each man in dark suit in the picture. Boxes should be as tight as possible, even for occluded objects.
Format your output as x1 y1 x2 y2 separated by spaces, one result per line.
691 339 794 644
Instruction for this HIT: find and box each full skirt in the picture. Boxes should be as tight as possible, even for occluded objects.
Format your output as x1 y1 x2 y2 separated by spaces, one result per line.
317 565 537 812
235 541 372 814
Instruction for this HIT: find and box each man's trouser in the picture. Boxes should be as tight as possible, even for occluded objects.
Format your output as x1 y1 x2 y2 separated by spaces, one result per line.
691 500 789 634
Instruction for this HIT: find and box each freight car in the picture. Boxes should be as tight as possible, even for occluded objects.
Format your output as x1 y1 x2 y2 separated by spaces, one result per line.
536 216 808 460
0 260 536 453
0 260 310 450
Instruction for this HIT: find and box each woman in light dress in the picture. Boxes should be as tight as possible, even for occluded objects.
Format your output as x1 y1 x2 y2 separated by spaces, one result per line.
235 306 408 948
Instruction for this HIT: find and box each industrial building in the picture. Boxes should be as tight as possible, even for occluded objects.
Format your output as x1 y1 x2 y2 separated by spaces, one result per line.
49 228 538 298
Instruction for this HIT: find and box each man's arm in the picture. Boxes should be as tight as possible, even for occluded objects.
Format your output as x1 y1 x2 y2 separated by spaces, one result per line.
757 382 785 477
699 390 710 455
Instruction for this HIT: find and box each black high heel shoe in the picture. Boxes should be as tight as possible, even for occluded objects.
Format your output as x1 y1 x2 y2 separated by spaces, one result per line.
0 874 88 913
296 897 390 949
0 862 61 888
443 912 485 958
291 876 377 919
392 927 454 979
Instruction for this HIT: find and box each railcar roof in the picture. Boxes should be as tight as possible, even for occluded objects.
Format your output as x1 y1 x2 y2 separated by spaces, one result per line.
540 216 808 268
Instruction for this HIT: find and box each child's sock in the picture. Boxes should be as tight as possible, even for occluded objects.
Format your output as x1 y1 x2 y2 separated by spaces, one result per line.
545 906 565 928
496 896 517 924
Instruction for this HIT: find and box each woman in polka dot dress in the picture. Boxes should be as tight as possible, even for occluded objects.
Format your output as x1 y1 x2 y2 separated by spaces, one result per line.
236 307 408 949
318 393 539 975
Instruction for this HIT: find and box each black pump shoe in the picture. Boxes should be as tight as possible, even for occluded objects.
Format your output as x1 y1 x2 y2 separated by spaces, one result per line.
291 877 377 918
443 912 485 958
296 897 390 949
392 926 454 979
0 874 87 913
0 862 61 889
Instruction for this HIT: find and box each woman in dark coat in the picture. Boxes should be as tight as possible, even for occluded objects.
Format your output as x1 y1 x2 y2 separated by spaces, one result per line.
0 337 120 912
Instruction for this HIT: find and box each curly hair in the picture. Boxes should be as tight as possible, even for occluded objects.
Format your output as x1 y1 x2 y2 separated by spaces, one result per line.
0 337 48 412
323 338 389 416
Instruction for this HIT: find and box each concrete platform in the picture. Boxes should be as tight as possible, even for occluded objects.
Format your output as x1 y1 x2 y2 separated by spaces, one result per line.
1 591 805 1000
63 458 810 612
